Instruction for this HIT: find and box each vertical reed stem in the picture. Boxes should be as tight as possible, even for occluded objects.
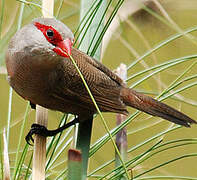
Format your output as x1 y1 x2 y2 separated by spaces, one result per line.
32 0 54 179
32 106 48 180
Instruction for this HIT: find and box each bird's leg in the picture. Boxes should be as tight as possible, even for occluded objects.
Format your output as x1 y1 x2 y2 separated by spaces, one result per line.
25 117 79 145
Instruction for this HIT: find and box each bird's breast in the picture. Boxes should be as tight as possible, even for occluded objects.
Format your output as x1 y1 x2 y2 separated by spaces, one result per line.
6 52 58 102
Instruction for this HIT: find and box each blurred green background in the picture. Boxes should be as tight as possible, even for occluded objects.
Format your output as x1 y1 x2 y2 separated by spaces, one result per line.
0 0 197 179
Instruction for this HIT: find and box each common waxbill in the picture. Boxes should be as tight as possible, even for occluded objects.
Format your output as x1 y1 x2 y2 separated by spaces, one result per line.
5 18 196 144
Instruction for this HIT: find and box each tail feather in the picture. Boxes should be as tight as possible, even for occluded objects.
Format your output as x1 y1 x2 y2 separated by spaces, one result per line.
121 88 196 127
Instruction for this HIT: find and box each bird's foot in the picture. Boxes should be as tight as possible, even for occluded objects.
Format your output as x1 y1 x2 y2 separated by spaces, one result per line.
25 124 49 145
25 118 79 145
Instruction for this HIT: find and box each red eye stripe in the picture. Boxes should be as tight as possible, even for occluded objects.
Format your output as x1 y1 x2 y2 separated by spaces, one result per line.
34 22 63 46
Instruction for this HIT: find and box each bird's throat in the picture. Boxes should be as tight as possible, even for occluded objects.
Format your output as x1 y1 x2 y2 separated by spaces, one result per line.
53 46 69 57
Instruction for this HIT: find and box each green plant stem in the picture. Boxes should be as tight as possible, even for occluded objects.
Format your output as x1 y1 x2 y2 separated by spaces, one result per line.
13 103 29 179
68 149 82 180
6 88 12 147
76 2 101 50
87 0 113 55
0 135 3 179
76 117 93 179
90 112 139 156
46 115 67 170
129 55 196 89
11 2 25 179
16 143 29 178
134 153 197 179
55 0 64 18
0 0 5 39
127 25 197 70
127 54 197 82
68 54 130 179
74 1 110 179
88 159 114 177
24 152 33 179
90 0 125 57
136 176 197 180
74 0 101 37
159 61 197 98
143 4 197 46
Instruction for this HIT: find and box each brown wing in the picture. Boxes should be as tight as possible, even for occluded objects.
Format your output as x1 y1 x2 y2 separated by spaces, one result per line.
51 48 128 115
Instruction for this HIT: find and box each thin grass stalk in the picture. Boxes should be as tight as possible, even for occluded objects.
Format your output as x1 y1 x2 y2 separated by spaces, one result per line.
0 136 3 179
47 128 73 170
127 54 197 82
132 141 197 171
46 115 67 170
77 1 130 178
74 0 102 44
0 0 5 39
130 140 197 167
158 61 197 98
32 1 54 179
100 140 163 179
86 0 113 56
68 53 130 179
143 3 197 46
17 0 42 13
13 104 29 179
46 114 66 157
90 0 124 57
129 55 197 89
134 153 197 179
75 0 106 179
89 121 180 160
148 59 197 103
128 125 180 153
6 88 12 149
127 25 197 70
47 137 72 171
77 4 100 51
15 144 29 178
154 138 197 149
89 112 139 156
3 129 10 180
24 153 33 179
160 81 197 102
55 0 64 18
74 0 100 35
12 3 25 179
136 176 197 180
162 74 197 99
88 159 114 177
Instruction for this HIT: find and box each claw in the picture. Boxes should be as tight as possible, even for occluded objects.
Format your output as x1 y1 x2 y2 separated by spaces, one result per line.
25 123 48 145
25 131 34 146
25 118 79 145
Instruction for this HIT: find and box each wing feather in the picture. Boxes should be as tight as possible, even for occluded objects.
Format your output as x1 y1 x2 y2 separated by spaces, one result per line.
51 48 127 114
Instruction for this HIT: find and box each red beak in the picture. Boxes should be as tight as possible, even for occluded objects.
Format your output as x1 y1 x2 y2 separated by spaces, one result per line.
54 38 72 57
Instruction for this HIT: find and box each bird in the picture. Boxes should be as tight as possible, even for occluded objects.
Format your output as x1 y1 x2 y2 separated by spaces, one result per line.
5 18 196 144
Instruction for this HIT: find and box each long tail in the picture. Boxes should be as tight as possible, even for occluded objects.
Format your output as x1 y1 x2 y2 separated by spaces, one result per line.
121 88 196 127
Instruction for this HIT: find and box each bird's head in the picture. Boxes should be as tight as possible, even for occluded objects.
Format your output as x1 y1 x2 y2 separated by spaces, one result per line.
8 18 74 62
32 18 74 58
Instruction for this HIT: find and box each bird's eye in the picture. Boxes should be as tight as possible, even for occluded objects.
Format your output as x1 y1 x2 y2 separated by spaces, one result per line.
46 29 54 37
